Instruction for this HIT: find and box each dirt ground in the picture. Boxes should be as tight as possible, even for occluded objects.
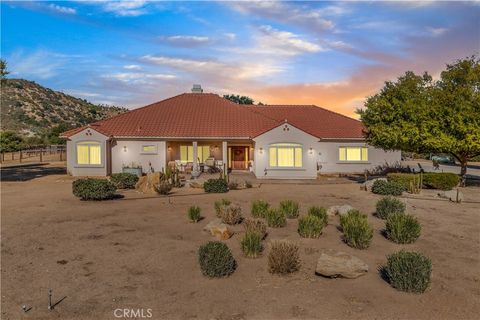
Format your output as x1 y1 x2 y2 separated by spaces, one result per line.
1 169 479 320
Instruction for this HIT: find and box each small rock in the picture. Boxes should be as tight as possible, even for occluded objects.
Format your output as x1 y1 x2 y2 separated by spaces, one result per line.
326 205 340 217
337 205 355 216
438 189 464 203
364 178 387 191
189 181 203 188
315 251 368 279
203 219 233 240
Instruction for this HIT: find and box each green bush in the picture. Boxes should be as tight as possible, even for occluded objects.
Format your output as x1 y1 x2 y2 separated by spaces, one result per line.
340 210 373 249
268 240 300 274
251 200 270 218
298 215 325 238
386 213 421 244
198 241 236 277
371 179 404 196
110 172 139 189
72 178 116 201
423 173 459 190
265 208 287 228
155 180 172 195
241 232 263 258
204 178 228 193
214 198 231 218
220 204 242 225
384 251 432 293
307 206 328 225
387 172 460 191
279 200 299 219
187 206 201 223
376 196 406 219
244 218 267 239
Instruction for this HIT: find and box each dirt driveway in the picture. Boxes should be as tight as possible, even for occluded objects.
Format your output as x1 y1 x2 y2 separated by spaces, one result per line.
1 173 479 320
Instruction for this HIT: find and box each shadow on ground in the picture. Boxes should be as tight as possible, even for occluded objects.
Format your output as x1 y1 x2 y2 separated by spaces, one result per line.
1 164 66 181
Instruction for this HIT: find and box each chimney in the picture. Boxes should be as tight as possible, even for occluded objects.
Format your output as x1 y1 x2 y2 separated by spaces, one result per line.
191 84 203 93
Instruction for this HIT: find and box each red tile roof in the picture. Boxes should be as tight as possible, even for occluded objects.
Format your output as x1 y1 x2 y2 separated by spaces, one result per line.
61 93 364 139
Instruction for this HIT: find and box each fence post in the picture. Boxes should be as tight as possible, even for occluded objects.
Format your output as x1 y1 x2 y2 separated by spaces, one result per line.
59 150 62 161
20 151 22 163
40 151 43 162
12 152 14 160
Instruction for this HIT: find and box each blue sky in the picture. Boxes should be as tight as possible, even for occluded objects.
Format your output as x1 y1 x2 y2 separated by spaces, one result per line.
1 1 479 116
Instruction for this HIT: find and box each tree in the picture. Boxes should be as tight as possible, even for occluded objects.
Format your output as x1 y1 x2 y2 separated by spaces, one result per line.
43 123 71 145
358 56 480 184
223 94 254 105
1 59 9 82
0 131 25 153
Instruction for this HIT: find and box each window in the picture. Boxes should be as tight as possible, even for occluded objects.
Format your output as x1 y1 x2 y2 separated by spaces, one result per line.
141 145 157 154
180 145 210 163
339 147 368 162
76 141 101 165
269 143 302 168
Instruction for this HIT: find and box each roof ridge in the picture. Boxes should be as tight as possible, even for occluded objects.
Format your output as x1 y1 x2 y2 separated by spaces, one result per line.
249 104 360 122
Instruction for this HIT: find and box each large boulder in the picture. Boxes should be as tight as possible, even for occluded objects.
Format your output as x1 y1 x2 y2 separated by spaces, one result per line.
135 172 163 194
327 204 354 217
315 251 368 279
438 189 464 203
203 218 233 240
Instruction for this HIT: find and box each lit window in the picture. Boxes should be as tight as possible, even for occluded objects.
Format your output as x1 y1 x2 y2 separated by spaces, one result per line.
141 145 157 154
339 147 369 162
269 143 302 168
76 141 101 165
180 145 210 163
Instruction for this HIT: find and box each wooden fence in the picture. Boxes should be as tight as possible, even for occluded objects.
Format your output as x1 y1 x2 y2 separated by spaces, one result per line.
0 145 66 165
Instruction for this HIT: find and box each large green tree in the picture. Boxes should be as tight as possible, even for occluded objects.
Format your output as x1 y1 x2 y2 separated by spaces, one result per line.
223 94 254 105
0 131 25 153
359 56 480 183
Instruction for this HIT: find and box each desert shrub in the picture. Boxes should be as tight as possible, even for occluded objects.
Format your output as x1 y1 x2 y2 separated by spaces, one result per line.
72 178 116 200
244 218 267 239
298 215 325 238
386 173 416 190
155 180 172 195
220 204 242 225
244 180 253 188
187 206 201 223
228 180 239 190
376 196 406 219
110 173 139 189
214 198 231 218
279 200 300 219
265 208 287 228
340 210 373 249
307 206 328 225
241 232 263 258
268 241 300 274
423 173 459 190
386 213 421 244
371 179 404 196
198 241 236 277
204 178 228 193
251 200 270 218
384 251 432 293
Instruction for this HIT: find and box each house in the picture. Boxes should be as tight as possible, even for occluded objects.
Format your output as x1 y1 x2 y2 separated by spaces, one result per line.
61 86 401 179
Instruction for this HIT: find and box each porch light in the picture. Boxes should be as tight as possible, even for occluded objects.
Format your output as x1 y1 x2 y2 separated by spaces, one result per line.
123 146 127 152
259 147 263 154
167 145 172 151
309 147 313 154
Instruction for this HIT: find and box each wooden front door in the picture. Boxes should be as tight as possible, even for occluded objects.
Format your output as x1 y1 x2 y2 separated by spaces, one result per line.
230 147 247 170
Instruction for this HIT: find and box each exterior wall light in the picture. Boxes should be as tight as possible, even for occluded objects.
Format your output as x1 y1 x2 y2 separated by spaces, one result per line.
259 147 264 154
123 146 127 152
167 146 172 151
309 147 313 154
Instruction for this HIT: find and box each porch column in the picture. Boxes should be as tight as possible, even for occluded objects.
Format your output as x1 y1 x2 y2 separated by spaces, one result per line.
222 141 227 174
192 141 198 171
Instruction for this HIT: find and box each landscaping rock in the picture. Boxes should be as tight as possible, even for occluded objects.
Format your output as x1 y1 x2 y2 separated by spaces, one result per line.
203 219 233 240
326 205 340 217
315 251 368 279
438 189 464 203
364 178 387 191
189 181 203 188
327 204 355 217
135 172 163 194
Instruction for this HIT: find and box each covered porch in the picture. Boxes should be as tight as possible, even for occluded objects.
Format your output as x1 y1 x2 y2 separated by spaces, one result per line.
165 140 254 174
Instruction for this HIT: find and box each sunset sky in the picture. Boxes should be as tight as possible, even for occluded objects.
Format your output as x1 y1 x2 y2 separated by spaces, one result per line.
2 1 479 117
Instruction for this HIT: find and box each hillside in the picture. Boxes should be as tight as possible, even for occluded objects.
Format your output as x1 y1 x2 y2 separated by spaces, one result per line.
0 79 127 136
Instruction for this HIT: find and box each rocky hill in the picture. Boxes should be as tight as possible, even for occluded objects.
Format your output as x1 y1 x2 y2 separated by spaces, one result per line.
1 79 127 136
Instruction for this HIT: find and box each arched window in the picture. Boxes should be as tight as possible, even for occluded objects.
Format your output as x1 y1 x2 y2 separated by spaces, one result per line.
76 141 102 165
269 143 302 168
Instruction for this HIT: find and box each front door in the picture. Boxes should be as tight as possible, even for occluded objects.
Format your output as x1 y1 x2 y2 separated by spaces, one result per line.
230 147 247 170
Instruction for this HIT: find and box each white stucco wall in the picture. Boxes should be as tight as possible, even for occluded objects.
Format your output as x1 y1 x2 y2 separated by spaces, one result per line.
253 123 319 179
66 128 108 176
317 142 401 174
111 140 166 174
